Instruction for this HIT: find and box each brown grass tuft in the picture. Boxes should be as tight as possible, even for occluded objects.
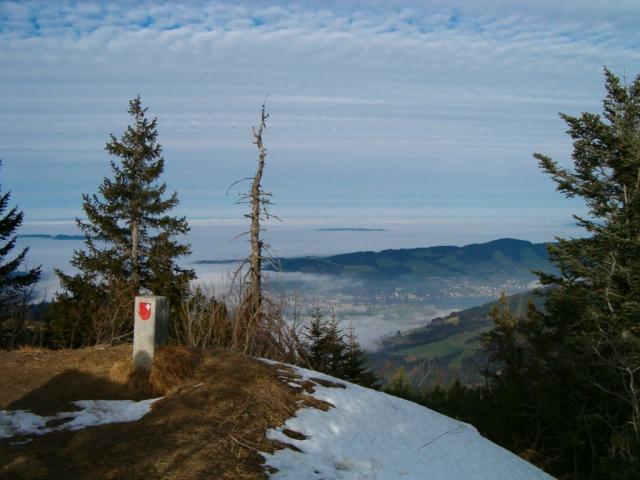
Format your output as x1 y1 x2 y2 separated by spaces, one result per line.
14 345 46 353
109 346 201 396
150 346 201 392
108 358 135 384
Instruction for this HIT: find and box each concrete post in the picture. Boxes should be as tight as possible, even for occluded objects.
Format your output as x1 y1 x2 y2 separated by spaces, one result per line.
133 296 169 369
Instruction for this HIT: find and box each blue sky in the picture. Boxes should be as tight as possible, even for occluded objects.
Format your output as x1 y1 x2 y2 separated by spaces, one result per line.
1 0 639 240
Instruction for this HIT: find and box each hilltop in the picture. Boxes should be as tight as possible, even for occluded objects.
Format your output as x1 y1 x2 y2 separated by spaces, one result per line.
265 238 551 280
0 346 552 479
0 346 298 479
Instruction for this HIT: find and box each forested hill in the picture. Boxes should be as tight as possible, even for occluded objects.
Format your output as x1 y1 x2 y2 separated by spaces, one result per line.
267 238 552 280
368 289 548 388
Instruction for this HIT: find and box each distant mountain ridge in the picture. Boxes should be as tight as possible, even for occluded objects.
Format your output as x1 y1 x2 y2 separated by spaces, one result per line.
18 234 84 241
316 227 388 232
266 238 552 280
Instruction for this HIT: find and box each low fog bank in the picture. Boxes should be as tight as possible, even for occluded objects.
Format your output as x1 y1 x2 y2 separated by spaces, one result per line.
28 252 453 351
271 272 457 349
329 304 454 351
194 264 452 350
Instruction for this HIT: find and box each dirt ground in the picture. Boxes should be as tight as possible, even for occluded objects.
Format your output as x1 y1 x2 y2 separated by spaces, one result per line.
0 346 325 479
0 345 133 414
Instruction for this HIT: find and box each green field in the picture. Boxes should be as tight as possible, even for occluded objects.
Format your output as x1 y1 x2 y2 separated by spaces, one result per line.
392 327 490 369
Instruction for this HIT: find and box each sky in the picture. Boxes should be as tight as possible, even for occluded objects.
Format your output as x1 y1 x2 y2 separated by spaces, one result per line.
1 0 640 243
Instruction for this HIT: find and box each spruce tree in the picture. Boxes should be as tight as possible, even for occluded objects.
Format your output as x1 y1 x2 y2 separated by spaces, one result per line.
341 326 379 388
478 69 640 478
302 306 379 388
324 312 345 378
303 306 344 376
55 97 194 345
0 164 41 306
0 161 41 347
480 295 551 457
532 68 640 477
304 304 330 371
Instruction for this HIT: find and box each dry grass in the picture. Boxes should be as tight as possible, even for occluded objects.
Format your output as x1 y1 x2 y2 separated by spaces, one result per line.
0 346 332 480
14 345 47 353
109 346 201 396
0 344 131 414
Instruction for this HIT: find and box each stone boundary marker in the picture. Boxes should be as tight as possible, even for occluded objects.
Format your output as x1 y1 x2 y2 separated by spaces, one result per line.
133 296 169 369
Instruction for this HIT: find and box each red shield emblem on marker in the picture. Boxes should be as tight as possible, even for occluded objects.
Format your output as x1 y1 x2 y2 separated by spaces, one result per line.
139 302 152 321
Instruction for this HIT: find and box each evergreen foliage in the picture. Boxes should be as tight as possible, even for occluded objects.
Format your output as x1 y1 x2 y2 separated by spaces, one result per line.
51 97 194 346
418 69 640 479
342 326 379 388
302 305 378 388
303 305 332 372
527 68 640 477
0 161 41 348
324 313 346 378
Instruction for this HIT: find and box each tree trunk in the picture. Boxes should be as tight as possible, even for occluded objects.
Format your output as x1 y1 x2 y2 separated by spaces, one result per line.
248 105 268 321
131 220 139 295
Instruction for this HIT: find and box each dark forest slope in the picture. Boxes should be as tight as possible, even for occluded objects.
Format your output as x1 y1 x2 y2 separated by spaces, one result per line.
265 238 552 281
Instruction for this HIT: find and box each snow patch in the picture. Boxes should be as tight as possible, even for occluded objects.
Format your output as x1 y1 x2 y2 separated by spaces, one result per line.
0 398 160 439
260 361 553 480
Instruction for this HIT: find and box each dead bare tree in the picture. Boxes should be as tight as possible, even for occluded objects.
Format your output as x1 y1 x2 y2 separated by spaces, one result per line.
248 102 269 322
412 358 436 391
227 100 281 355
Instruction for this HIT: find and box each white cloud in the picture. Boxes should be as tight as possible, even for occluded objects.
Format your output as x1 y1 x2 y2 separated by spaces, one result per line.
1 0 637 231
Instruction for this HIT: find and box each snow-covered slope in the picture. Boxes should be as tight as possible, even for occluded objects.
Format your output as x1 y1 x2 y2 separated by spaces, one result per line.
262 362 553 480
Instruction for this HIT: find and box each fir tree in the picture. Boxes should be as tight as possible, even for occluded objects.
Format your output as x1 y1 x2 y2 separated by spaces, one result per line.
324 311 345 378
482 294 539 386
303 306 345 376
303 306 379 388
480 295 552 456
477 69 640 478
341 326 379 388
0 163 41 308
54 97 194 345
0 161 41 347
304 304 331 372
531 68 640 477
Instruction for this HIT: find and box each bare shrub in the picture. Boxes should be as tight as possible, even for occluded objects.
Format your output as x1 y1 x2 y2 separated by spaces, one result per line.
174 285 229 349
173 279 306 363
